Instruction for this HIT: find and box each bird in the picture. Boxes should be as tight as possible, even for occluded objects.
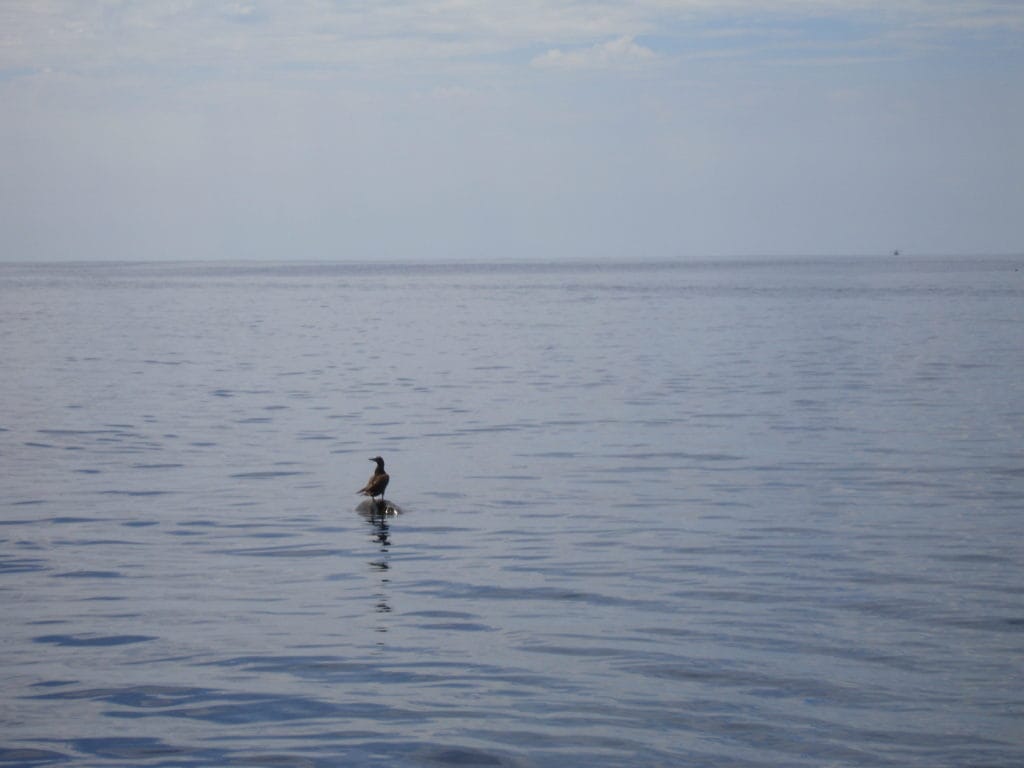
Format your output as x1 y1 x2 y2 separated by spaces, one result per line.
358 456 390 505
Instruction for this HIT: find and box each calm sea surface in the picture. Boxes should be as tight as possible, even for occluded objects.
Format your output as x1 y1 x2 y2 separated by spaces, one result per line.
1 257 1022 767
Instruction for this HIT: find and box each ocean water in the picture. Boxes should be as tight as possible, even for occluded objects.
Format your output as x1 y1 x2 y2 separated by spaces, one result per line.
1 257 1022 767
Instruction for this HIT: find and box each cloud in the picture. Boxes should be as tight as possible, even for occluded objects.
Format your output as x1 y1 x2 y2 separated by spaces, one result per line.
2 1 1022 83
1 0 1021 262
531 36 657 71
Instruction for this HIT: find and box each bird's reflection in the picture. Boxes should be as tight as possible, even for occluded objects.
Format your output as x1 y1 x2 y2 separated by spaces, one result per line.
357 499 402 630
358 498 401 547
369 516 391 549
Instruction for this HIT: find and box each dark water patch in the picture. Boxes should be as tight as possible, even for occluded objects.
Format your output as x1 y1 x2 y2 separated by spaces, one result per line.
407 610 480 620
417 622 494 632
408 580 651 609
933 615 1024 634
29 679 79 688
468 474 540 481
417 745 516 767
11 499 48 507
132 463 184 470
201 655 514 690
934 551 1017 565
122 520 159 527
493 499 535 507
607 450 745 463
37 428 118 436
213 544 356 558
0 556 46 574
670 587 791 605
69 737 199 762
991 465 1024 478
457 424 524 434
54 538 138 548
111 691 409 725
32 685 211 708
33 634 157 647
519 643 625 658
52 570 122 579
835 569 946 593
48 516 105 524
202 655 372 675
625 660 897 707
603 464 676 474
99 489 173 497
225 752 336 767
0 748 69 765
229 471 307 480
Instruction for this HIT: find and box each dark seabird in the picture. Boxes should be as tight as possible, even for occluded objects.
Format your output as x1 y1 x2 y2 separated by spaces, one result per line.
358 456 390 503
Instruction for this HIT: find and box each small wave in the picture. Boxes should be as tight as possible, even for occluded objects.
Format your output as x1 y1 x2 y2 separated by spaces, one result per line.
229 471 307 480
33 634 156 647
0 747 69 765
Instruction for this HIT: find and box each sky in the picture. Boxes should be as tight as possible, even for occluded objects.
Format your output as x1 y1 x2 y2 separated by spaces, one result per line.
1 1 1022 262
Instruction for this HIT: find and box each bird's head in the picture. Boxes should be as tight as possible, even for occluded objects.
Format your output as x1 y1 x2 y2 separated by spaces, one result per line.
369 456 385 467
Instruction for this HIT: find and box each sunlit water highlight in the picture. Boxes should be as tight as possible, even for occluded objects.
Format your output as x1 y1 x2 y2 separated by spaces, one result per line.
2 258 1023 766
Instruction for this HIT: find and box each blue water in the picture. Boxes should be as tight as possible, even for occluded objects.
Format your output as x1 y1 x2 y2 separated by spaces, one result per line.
1 257 1022 767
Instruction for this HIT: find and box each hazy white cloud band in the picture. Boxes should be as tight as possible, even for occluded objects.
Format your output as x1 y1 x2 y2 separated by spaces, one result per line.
2 0 1021 80
1 0 1021 261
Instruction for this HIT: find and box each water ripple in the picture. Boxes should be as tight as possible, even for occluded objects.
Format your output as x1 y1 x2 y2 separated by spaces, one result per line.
3 258 1022 767
33 634 158 647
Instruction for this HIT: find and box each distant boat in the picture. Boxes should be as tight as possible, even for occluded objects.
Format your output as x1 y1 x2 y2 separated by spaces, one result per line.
892 249 900 256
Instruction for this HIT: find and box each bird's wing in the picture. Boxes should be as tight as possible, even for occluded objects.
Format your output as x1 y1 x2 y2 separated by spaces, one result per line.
359 473 389 495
